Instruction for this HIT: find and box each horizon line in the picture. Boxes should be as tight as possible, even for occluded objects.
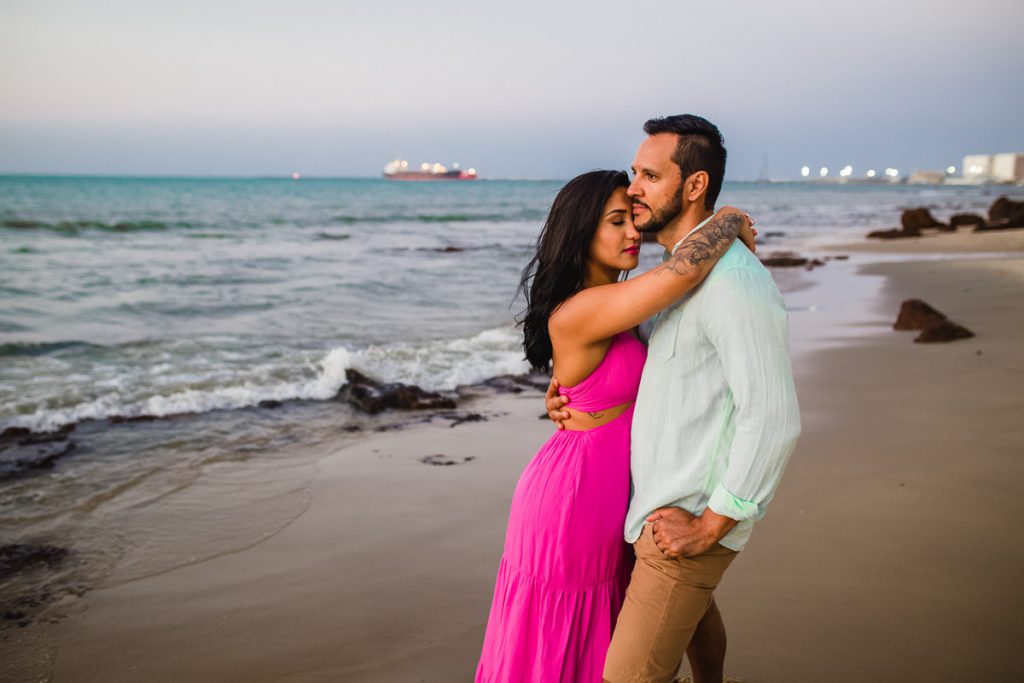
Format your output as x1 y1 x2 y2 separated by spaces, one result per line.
0 171 787 183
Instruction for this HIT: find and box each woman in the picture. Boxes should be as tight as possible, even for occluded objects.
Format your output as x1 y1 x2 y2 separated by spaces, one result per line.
475 170 754 682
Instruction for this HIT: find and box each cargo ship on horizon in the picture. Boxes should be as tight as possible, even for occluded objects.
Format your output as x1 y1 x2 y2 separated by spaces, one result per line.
383 159 477 181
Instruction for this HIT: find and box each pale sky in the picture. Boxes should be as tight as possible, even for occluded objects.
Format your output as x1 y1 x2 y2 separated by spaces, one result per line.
1 0 1021 179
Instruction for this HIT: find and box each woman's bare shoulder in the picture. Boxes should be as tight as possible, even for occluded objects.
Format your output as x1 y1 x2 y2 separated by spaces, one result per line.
546 283 614 337
546 292 582 337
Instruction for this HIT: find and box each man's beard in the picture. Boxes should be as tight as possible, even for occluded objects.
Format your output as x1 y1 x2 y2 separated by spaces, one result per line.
635 185 683 234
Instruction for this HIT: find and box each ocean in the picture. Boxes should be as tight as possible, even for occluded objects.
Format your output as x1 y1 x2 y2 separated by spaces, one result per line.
1 175 1020 621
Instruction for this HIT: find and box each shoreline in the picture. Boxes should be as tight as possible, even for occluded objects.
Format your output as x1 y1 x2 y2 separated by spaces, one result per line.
4 236 1023 681
827 225 1024 254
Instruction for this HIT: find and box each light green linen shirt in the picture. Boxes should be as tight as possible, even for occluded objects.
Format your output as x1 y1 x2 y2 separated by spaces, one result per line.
625 224 801 551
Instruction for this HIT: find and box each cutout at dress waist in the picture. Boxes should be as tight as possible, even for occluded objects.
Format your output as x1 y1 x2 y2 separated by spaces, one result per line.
559 401 635 432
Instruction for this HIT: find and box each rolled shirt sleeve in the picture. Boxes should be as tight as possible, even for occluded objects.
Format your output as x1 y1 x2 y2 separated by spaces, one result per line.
701 267 801 522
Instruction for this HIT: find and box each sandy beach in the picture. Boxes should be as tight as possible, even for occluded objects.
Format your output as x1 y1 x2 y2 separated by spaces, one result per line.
5 233 1023 682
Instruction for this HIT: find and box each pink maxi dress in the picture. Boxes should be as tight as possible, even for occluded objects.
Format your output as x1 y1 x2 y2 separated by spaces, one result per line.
476 331 647 682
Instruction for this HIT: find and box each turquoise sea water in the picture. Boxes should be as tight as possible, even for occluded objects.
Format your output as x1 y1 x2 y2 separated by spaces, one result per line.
2 176 1018 433
1 175 1021 623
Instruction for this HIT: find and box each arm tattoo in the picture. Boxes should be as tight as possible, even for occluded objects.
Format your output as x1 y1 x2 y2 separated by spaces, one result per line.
659 213 744 277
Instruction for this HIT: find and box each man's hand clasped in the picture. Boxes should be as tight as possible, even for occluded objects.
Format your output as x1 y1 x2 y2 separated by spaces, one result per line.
545 377 570 430
645 506 738 559
646 507 714 558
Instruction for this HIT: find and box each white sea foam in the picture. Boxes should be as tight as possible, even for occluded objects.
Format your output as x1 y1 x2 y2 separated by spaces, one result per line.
348 326 528 391
2 347 352 433
2 328 527 433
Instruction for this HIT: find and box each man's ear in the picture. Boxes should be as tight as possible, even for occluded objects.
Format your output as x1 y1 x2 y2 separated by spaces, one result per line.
684 171 709 204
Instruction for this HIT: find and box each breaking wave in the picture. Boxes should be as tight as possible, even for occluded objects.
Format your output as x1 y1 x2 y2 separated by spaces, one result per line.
1 327 529 434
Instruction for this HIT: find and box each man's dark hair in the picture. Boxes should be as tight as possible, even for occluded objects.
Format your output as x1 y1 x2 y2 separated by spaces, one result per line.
643 114 727 210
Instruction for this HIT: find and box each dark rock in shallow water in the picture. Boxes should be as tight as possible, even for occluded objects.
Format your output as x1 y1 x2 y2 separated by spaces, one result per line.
867 226 922 240
0 441 76 481
870 206 950 238
1 423 75 444
0 544 69 581
108 414 160 424
477 374 550 394
420 454 476 466
479 376 525 393
0 424 78 481
988 196 1024 223
950 213 985 230
894 299 947 330
978 197 1024 231
339 369 456 414
0 426 33 441
761 254 808 268
901 208 946 231
760 252 824 269
258 399 283 409
915 320 975 343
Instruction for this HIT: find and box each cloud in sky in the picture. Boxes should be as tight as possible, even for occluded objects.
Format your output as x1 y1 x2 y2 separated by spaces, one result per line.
1 0 1022 178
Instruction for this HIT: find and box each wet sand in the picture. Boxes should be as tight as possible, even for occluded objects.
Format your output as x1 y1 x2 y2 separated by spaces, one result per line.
830 225 1024 253
8 238 1024 681
15 392 544 682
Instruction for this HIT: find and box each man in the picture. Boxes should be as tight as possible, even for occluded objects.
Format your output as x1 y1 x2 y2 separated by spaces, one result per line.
546 114 801 683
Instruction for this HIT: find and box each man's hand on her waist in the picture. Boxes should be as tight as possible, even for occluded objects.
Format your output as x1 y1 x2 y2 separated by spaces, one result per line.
646 506 737 558
544 376 570 430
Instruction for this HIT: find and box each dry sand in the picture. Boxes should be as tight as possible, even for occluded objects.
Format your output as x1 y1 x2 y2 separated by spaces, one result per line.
8 239 1024 681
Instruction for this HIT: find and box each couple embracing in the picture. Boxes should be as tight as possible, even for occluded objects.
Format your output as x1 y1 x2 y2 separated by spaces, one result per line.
476 115 802 683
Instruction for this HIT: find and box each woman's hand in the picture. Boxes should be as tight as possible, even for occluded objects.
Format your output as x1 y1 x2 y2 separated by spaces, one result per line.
714 206 756 253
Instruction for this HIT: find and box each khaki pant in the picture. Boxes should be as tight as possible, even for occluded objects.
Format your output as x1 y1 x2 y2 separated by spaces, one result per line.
604 523 738 683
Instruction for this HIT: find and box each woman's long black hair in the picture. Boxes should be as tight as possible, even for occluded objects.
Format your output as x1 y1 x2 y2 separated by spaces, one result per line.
516 170 629 373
